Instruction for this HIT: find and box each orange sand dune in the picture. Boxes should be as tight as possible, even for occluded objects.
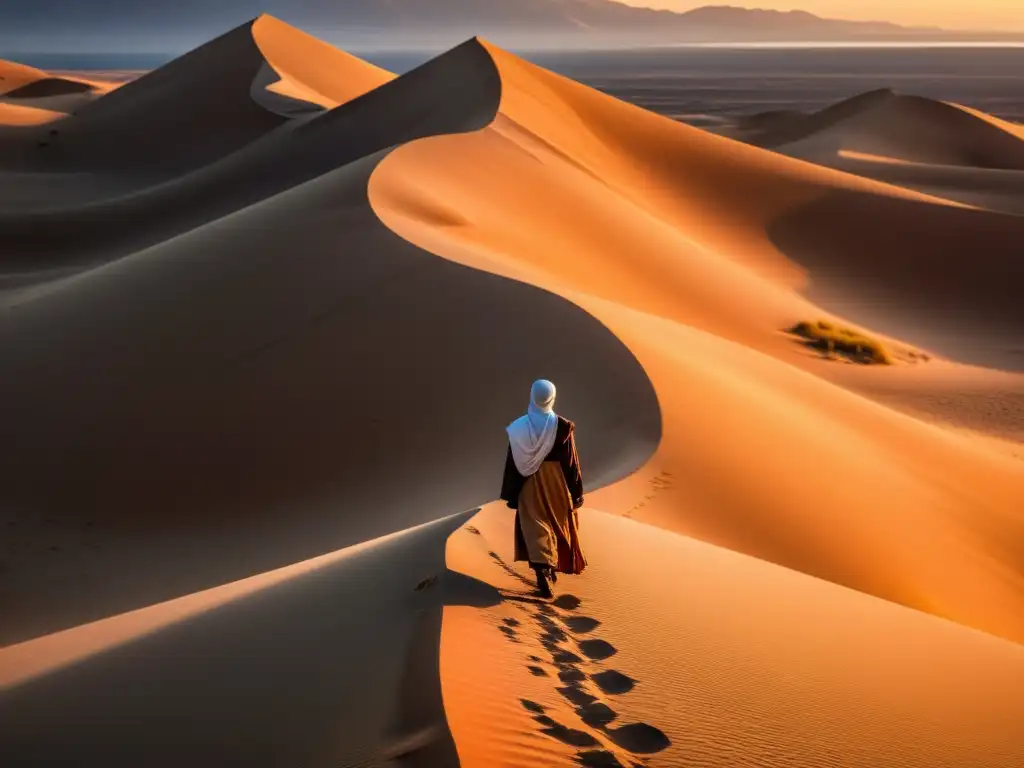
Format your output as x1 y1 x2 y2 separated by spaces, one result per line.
444 504 1024 768
2 20 1024 768
370 40 1024 643
0 102 63 126
0 59 49 95
374 50 1024 370
0 512 475 765
728 96 1024 215
800 150 1024 215
737 89 1024 170
0 15 390 176
0 59 108 118
251 15 393 109
955 103 1024 141
0 39 658 645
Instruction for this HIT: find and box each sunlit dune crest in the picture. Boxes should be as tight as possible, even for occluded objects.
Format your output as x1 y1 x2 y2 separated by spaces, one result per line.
1 15 1023 768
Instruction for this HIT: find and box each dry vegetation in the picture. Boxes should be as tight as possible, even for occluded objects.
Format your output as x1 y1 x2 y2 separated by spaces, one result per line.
790 320 894 365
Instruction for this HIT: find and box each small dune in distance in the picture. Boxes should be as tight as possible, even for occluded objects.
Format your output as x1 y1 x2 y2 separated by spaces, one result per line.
1 13 1023 768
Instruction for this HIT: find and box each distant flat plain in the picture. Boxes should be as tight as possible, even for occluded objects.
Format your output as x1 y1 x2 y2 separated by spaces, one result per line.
11 45 1024 127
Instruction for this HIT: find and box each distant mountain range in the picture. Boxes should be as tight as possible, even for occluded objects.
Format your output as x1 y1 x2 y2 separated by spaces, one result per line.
1 2 1019 52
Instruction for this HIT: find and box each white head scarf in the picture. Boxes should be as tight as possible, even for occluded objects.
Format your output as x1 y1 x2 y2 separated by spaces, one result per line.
506 379 559 477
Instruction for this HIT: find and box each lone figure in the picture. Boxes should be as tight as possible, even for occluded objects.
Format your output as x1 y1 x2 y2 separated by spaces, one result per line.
500 379 587 598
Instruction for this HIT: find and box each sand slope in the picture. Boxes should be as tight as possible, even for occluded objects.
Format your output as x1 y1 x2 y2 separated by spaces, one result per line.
251 14 394 109
0 38 659 647
0 59 49 95
0 512 476 767
725 94 1024 217
0 102 63 126
0 15 389 176
370 40 1024 644
739 89 1024 170
444 504 1024 768
2 21 1023 768
0 59 108 123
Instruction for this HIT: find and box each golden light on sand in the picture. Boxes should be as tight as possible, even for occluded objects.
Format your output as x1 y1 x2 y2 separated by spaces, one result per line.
1 13 1023 768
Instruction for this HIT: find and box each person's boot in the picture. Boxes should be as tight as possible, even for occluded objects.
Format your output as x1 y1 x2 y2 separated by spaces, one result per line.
533 565 554 599
548 566 558 584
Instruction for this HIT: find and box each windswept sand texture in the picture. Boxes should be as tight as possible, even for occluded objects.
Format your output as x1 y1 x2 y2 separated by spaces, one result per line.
371 40 1024 643
2 17 1023 768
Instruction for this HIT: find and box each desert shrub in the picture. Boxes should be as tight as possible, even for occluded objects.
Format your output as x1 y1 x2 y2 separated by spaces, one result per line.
790 320 892 365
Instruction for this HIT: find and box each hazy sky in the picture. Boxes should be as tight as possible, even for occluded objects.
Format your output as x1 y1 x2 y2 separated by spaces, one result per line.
624 1 1023 31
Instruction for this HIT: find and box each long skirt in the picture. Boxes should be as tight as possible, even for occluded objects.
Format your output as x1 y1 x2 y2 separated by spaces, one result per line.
514 461 587 575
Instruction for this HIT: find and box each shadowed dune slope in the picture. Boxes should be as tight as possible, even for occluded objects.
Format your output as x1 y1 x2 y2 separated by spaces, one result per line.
444 504 1024 768
2 24 1023 768
0 59 107 121
2 78 93 100
0 37 502 277
371 40 1024 642
743 89 1024 170
0 59 49 95
0 22 282 173
0 512 477 768
0 15 391 176
714 97 1024 353
0 40 659 646
375 44 1024 371
955 103 1024 141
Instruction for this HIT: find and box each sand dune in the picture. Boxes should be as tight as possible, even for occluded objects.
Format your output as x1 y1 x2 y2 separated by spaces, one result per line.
2 18 1023 768
251 15 393 109
3 21 288 173
444 504 1024 768
0 59 49 94
371 40 1024 644
723 94 1024 216
0 102 63 126
0 15 389 176
0 512 475 766
2 78 93 100
373 50 1024 371
0 59 107 120
736 89 1024 170
0 36 659 647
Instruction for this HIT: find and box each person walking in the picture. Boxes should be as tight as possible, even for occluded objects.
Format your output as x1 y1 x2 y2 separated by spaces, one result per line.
500 379 586 598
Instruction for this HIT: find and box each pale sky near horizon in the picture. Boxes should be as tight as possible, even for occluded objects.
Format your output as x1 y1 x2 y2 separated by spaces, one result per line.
622 1 1023 31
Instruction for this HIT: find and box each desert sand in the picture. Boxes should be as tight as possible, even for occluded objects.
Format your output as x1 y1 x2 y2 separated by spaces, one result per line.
1 15 1022 768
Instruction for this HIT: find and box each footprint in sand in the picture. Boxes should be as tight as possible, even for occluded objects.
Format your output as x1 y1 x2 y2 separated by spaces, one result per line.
577 702 617 728
539 720 601 748
558 684 598 707
576 749 641 767
561 615 601 633
521 700 600 748
577 638 618 661
551 648 584 665
558 667 586 684
603 723 671 755
507 589 669 760
537 617 569 645
590 670 636 695
520 699 545 714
